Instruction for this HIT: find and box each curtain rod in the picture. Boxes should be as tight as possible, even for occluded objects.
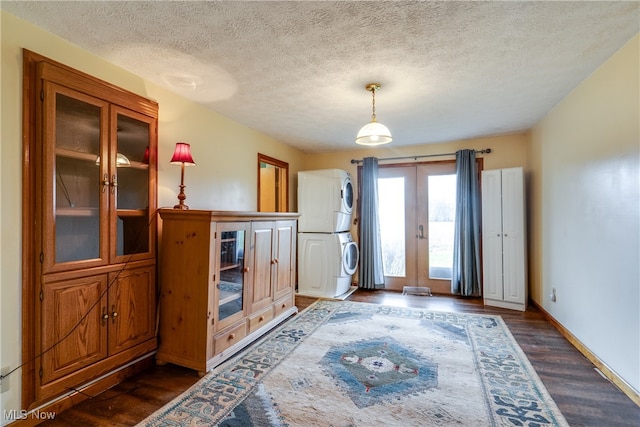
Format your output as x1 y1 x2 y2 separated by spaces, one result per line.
350 148 492 164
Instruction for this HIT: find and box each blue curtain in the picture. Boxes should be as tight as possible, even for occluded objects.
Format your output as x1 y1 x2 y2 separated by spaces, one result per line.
451 149 482 296
358 157 385 289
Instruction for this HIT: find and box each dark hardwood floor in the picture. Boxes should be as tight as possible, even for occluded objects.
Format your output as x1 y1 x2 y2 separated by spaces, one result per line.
40 291 639 426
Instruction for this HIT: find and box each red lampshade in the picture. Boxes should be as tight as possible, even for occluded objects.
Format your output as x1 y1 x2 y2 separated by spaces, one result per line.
170 142 196 165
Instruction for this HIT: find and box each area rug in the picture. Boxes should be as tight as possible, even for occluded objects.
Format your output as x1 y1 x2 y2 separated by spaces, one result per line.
140 300 568 426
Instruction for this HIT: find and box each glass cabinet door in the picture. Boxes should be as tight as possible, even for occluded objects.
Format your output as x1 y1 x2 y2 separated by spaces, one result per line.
216 223 248 328
111 106 156 262
42 82 110 273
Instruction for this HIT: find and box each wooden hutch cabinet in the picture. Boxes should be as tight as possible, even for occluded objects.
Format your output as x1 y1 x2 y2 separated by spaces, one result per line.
157 210 298 374
22 51 158 407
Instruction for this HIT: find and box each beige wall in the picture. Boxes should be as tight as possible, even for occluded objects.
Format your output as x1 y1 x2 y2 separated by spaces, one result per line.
300 133 529 235
529 34 639 393
0 11 305 416
301 133 529 192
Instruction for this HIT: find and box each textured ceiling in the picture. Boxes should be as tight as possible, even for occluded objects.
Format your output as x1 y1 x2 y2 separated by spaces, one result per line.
3 1 639 153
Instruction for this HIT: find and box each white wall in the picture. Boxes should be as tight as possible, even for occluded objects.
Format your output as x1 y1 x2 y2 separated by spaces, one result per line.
530 34 639 394
0 11 305 420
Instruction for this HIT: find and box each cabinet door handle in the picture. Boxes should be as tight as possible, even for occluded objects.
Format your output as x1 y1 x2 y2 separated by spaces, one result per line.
102 307 109 325
111 305 118 323
102 174 110 193
111 175 118 194
243 267 249 273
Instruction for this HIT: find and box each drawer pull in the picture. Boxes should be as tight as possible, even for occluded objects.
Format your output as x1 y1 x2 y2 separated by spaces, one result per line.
259 316 264 322
228 333 235 340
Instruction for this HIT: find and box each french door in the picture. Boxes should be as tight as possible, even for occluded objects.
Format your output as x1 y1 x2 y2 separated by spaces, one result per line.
377 163 457 294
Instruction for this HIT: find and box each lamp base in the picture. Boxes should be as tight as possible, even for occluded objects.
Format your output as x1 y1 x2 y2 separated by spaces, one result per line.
174 183 189 210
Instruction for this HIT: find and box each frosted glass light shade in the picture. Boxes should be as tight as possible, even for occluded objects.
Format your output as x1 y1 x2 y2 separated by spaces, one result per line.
355 121 393 146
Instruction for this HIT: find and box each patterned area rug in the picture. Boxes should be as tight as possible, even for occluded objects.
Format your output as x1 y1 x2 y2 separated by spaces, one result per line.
140 300 568 426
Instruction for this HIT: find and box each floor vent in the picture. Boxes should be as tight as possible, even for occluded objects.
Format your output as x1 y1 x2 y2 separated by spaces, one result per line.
402 286 432 296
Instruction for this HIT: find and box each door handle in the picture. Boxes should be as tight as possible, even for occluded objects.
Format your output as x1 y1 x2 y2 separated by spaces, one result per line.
417 225 425 239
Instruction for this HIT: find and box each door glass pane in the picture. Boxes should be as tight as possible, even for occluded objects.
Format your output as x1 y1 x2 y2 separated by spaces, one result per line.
219 230 245 321
378 177 406 277
54 93 101 263
115 113 150 256
427 174 457 279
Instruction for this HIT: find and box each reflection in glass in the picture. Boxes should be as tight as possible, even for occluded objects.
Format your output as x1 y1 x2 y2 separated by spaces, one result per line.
378 177 406 277
116 114 150 256
54 93 101 263
219 230 245 321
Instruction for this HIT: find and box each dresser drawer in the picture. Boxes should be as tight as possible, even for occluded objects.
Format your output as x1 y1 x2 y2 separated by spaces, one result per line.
213 322 247 354
274 295 294 317
249 306 274 333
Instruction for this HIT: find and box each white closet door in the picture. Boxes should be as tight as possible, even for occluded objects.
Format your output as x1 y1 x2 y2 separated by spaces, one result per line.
481 169 504 301
481 167 527 310
501 168 526 305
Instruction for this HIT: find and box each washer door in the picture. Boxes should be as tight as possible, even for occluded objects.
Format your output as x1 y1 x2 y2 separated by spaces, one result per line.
342 241 359 275
341 177 354 214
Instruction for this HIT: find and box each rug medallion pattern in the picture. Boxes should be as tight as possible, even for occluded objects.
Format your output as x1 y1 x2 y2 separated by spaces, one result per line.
140 300 568 426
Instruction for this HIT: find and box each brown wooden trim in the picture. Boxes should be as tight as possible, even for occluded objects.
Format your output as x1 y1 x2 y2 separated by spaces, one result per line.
257 153 289 212
530 299 640 406
27 50 158 116
159 208 300 222
22 48 39 413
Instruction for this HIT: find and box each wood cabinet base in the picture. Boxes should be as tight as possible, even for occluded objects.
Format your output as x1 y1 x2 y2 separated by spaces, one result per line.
157 210 299 375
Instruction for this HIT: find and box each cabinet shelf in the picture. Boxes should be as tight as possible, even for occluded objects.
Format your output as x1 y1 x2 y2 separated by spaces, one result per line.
55 148 149 170
56 147 97 162
56 207 98 217
219 281 242 306
117 209 148 218
220 262 241 271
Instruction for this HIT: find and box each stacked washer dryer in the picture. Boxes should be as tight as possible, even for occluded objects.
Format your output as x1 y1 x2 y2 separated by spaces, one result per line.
297 169 359 298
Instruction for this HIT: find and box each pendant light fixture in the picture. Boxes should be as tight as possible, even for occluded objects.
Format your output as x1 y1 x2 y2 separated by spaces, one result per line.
356 83 392 146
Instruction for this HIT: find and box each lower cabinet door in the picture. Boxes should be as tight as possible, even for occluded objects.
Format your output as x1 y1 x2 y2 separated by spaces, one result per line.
108 265 157 354
41 275 109 384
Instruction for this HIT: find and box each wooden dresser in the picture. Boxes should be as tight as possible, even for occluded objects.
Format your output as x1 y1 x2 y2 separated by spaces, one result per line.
157 209 299 373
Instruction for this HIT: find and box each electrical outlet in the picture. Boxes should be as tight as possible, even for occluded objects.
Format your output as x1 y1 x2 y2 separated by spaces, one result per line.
1 366 10 393
549 288 556 303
